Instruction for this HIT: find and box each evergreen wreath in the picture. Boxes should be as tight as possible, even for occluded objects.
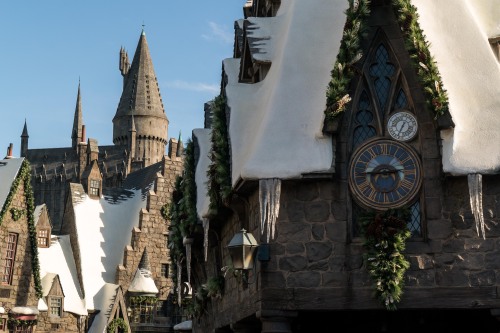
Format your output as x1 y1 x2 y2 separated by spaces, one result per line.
10 208 25 221
360 208 411 310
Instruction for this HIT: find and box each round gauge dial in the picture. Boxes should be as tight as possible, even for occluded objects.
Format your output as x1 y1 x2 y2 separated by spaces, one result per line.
349 138 422 210
387 111 418 141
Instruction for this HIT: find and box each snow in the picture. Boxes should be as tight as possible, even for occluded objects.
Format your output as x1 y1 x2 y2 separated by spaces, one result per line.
218 0 500 186
10 307 39 315
72 186 145 310
64 184 149 332
414 0 500 174
193 128 211 220
38 235 87 316
226 0 347 185
174 320 192 331
128 268 159 294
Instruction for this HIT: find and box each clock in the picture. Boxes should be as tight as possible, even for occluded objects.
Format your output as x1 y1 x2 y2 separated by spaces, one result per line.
349 138 422 210
387 110 418 141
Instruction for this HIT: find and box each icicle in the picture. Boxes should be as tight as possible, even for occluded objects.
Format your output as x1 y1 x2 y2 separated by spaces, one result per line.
259 178 282 242
468 173 485 239
183 236 193 283
177 259 182 307
203 218 209 262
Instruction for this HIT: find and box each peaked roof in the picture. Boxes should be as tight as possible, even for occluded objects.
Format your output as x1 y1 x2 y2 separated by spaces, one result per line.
114 30 167 119
220 0 500 188
128 248 158 294
0 157 24 210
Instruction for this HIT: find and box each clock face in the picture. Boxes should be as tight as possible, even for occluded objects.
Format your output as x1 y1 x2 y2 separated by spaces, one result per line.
387 111 418 141
349 138 422 210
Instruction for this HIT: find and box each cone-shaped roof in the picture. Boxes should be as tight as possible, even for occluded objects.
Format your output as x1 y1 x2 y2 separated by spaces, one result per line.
128 248 158 295
113 30 167 119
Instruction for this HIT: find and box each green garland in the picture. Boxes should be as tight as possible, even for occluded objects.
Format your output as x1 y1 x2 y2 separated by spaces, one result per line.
360 209 411 310
7 318 37 328
129 295 158 305
0 159 43 299
325 0 370 120
206 94 232 216
10 208 25 221
107 318 128 333
178 139 198 238
324 0 450 121
201 275 225 299
167 140 197 294
391 0 449 118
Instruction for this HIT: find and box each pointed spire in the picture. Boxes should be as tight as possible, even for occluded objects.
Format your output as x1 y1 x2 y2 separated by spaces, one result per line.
139 248 151 271
21 119 28 137
20 119 29 157
72 80 84 149
128 247 159 295
176 131 184 156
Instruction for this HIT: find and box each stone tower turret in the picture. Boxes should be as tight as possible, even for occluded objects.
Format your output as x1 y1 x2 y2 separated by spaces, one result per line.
113 29 169 168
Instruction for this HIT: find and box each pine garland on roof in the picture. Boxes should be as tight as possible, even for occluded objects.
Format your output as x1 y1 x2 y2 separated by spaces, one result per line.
391 0 449 118
179 139 198 238
0 159 43 299
325 0 450 122
325 0 370 120
206 94 232 216
167 140 198 299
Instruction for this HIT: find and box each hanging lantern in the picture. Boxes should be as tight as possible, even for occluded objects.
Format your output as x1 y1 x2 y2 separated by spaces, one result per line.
227 229 259 270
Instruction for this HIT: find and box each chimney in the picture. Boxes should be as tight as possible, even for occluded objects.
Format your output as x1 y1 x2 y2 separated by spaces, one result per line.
6 143 13 159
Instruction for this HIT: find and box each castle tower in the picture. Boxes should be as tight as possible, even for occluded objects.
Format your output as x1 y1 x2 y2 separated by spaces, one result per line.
113 29 169 168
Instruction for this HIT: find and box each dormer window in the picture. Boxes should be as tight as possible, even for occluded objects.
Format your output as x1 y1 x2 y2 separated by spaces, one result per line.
49 296 63 317
90 179 101 197
38 229 50 248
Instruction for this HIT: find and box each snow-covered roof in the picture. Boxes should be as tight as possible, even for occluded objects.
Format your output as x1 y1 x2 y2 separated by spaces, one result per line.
0 157 23 209
174 320 192 331
128 249 159 295
70 184 146 311
10 307 39 315
222 0 500 184
128 268 159 294
226 0 347 185
415 0 500 174
38 235 87 316
89 283 120 333
193 128 211 219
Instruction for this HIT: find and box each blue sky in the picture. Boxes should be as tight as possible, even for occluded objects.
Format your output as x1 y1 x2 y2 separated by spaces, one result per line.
0 1 245 153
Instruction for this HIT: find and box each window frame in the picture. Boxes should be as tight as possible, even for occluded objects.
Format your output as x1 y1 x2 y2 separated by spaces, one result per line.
2 233 18 285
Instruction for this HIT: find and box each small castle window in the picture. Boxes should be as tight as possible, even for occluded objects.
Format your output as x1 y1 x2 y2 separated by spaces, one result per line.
38 229 49 248
161 264 169 278
50 296 63 317
2 233 18 285
90 179 101 197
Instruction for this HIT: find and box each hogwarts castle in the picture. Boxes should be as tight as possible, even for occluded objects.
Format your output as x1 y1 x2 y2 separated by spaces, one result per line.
0 29 186 332
22 29 180 233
